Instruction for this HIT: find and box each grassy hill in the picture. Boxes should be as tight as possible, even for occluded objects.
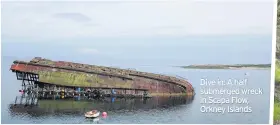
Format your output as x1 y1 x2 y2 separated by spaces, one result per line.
274 0 280 123
180 64 270 69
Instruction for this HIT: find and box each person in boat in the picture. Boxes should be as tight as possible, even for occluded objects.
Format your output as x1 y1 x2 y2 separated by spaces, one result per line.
87 110 98 114
86 88 91 92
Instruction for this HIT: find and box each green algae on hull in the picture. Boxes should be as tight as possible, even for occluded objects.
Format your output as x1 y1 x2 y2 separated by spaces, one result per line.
37 70 132 88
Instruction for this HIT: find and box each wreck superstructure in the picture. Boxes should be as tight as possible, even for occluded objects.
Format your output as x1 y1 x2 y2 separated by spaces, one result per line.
10 57 195 97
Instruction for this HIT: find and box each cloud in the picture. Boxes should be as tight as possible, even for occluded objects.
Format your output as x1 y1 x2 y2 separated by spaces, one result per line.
78 48 100 55
53 13 91 22
1 0 274 40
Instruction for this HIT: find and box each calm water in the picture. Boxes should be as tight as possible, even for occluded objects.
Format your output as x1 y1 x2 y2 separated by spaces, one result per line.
1 57 271 124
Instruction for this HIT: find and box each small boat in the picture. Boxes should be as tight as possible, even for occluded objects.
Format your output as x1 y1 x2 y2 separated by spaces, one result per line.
85 110 100 118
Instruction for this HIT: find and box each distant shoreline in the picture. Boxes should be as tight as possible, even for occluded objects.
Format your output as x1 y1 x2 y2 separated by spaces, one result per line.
179 64 271 70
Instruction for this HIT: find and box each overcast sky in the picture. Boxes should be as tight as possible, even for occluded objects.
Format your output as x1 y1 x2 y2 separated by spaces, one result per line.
1 0 274 65
2 0 274 40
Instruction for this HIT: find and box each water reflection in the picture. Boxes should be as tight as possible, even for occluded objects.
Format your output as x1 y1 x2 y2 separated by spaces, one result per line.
84 117 100 124
9 95 194 118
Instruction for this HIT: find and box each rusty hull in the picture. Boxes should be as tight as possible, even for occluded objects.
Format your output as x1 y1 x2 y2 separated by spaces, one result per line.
10 57 194 95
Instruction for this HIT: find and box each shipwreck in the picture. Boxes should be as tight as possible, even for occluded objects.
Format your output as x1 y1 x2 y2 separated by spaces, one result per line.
10 57 195 99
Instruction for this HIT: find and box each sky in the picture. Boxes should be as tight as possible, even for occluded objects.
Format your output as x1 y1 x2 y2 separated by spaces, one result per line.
1 0 275 66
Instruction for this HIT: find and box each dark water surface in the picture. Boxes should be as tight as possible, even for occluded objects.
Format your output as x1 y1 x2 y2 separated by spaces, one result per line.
1 57 271 124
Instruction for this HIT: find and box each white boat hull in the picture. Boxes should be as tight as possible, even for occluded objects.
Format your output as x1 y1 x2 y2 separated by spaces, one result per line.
85 112 100 118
